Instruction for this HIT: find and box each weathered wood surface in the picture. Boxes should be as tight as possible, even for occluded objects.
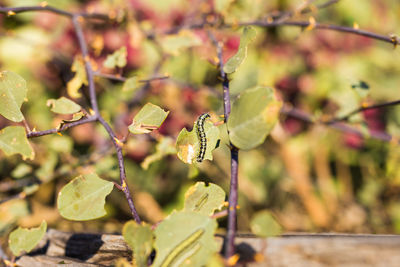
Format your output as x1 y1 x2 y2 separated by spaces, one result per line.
15 229 400 266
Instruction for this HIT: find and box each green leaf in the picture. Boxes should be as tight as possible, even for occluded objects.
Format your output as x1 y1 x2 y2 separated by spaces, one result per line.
115 258 134 267
223 26 257 74
35 151 58 183
9 220 47 256
215 0 234 15
0 70 27 122
11 163 32 179
47 97 82 115
141 136 176 170
123 221 154 267
176 117 220 164
160 30 202 56
183 182 225 216
0 199 29 233
104 47 127 69
227 86 282 150
152 212 218 267
57 173 114 221
0 126 34 160
67 56 87 98
250 210 282 237
128 103 169 134
122 76 139 92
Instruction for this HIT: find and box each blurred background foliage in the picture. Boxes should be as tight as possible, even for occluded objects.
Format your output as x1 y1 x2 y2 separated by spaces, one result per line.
1 0 400 244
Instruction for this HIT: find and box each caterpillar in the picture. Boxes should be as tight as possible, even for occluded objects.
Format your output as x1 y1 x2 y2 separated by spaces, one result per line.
196 113 210 163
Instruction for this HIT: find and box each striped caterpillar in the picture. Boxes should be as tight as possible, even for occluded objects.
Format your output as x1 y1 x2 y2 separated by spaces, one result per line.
196 113 210 162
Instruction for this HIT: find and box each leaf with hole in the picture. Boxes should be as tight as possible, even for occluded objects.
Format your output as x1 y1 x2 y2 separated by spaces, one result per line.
123 221 154 267
183 182 225 216
223 26 257 74
0 70 27 122
152 211 218 267
57 173 114 221
129 103 169 134
0 126 34 160
8 220 47 256
176 117 220 164
47 97 81 114
227 86 282 150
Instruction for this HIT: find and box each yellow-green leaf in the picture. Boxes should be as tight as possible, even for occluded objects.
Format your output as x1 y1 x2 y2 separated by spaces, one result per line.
141 136 176 169
122 76 139 92
0 71 27 122
0 126 34 160
11 163 32 179
128 103 169 134
227 86 282 150
183 182 225 216
9 220 47 256
57 173 114 221
250 210 282 237
176 117 220 164
160 30 202 56
104 47 127 69
47 97 81 114
223 26 257 74
67 56 87 98
215 0 234 15
152 212 218 267
0 199 29 233
123 221 154 267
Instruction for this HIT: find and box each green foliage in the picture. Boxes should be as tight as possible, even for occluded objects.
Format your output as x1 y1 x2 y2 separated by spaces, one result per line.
176 118 220 164
47 97 81 114
129 103 169 134
152 211 218 267
122 76 139 92
0 126 34 160
0 70 27 122
223 26 257 74
11 163 32 179
57 173 114 221
8 220 47 256
0 199 29 233
141 136 176 170
104 46 127 69
227 86 282 150
250 210 282 237
160 30 202 56
183 182 225 216
123 221 154 267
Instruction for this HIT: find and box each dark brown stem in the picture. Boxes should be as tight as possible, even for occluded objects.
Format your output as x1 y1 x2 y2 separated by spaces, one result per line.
27 116 97 138
209 30 239 259
0 5 109 20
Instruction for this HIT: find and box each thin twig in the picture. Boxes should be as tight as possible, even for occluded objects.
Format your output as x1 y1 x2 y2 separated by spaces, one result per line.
209 30 239 259
0 5 109 20
27 116 97 138
71 15 141 223
94 72 169 83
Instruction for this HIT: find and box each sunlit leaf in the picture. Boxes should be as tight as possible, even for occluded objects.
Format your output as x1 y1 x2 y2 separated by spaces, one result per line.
227 86 282 150
206 253 225 267
35 151 58 183
250 210 282 237
123 221 154 267
9 220 47 256
47 97 81 115
0 199 29 233
122 76 139 92
223 26 257 74
160 30 202 56
11 163 32 179
141 136 176 169
183 182 225 216
67 56 87 98
215 0 234 15
0 70 27 122
0 126 34 160
104 46 127 69
114 258 133 267
57 173 114 221
176 117 220 164
152 211 218 267
128 103 169 134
